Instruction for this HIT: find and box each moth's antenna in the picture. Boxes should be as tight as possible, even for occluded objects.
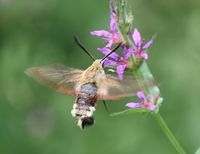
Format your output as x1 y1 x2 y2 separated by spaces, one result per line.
101 44 121 62
74 36 96 61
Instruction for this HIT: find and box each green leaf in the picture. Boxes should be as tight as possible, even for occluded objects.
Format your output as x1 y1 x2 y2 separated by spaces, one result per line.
110 108 152 117
195 147 200 154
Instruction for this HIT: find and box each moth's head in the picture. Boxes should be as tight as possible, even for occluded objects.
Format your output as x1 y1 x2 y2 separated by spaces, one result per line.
77 116 95 129
91 59 102 68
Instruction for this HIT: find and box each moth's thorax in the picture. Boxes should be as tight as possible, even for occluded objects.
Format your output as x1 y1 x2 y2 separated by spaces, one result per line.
79 59 106 86
71 83 97 129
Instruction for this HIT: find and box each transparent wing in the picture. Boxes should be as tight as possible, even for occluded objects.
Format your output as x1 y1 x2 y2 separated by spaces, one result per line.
25 64 83 95
98 74 147 100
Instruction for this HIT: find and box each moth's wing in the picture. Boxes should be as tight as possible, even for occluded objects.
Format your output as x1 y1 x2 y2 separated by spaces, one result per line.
25 64 83 95
98 74 142 100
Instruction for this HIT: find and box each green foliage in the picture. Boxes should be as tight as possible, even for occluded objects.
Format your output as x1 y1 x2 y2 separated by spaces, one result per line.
195 148 200 154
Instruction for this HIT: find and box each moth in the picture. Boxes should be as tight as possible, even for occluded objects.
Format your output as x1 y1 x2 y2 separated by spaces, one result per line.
25 38 140 129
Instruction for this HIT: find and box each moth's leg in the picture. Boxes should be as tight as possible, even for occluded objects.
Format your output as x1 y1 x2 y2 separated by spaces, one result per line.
102 100 109 113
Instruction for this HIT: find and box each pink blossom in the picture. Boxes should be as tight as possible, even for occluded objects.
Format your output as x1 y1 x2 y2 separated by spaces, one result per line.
132 28 154 60
126 91 157 110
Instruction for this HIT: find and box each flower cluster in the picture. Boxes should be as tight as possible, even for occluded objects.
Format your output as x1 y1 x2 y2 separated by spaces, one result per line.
91 0 160 111
90 2 154 80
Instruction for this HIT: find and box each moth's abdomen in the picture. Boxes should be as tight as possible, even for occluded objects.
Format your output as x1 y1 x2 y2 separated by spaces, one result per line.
77 83 97 106
71 83 97 128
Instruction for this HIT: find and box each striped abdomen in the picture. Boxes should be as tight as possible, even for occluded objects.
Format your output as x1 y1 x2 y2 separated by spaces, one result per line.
71 83 97 129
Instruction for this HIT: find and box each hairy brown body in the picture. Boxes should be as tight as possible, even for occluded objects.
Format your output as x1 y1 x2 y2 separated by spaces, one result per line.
71 83 97 128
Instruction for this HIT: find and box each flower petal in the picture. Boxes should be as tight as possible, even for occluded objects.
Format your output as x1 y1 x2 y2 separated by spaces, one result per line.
121 45 127 56
125 47 134 59
132 28 142 47
105 40 114 48
116 64 127 80
112 32 120 42
103 59 117 66
126 103 143 108
97 48 119 60
90 30 111 38
141 51 148 60
143 38 154 49
137 91 145 101
110 12 117 32
146 95 151 102
132 49 137 55
146 104 157 110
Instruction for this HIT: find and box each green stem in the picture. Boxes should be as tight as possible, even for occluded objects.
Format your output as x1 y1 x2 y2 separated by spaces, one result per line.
154 113 186 154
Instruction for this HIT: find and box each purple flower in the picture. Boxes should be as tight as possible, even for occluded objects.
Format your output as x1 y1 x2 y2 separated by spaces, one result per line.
132 28 154 60
126 91 157 110
99 46 133 80
90 4 123 48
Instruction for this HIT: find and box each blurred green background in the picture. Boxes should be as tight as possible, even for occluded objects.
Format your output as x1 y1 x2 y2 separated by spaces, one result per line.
0 0 200 154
